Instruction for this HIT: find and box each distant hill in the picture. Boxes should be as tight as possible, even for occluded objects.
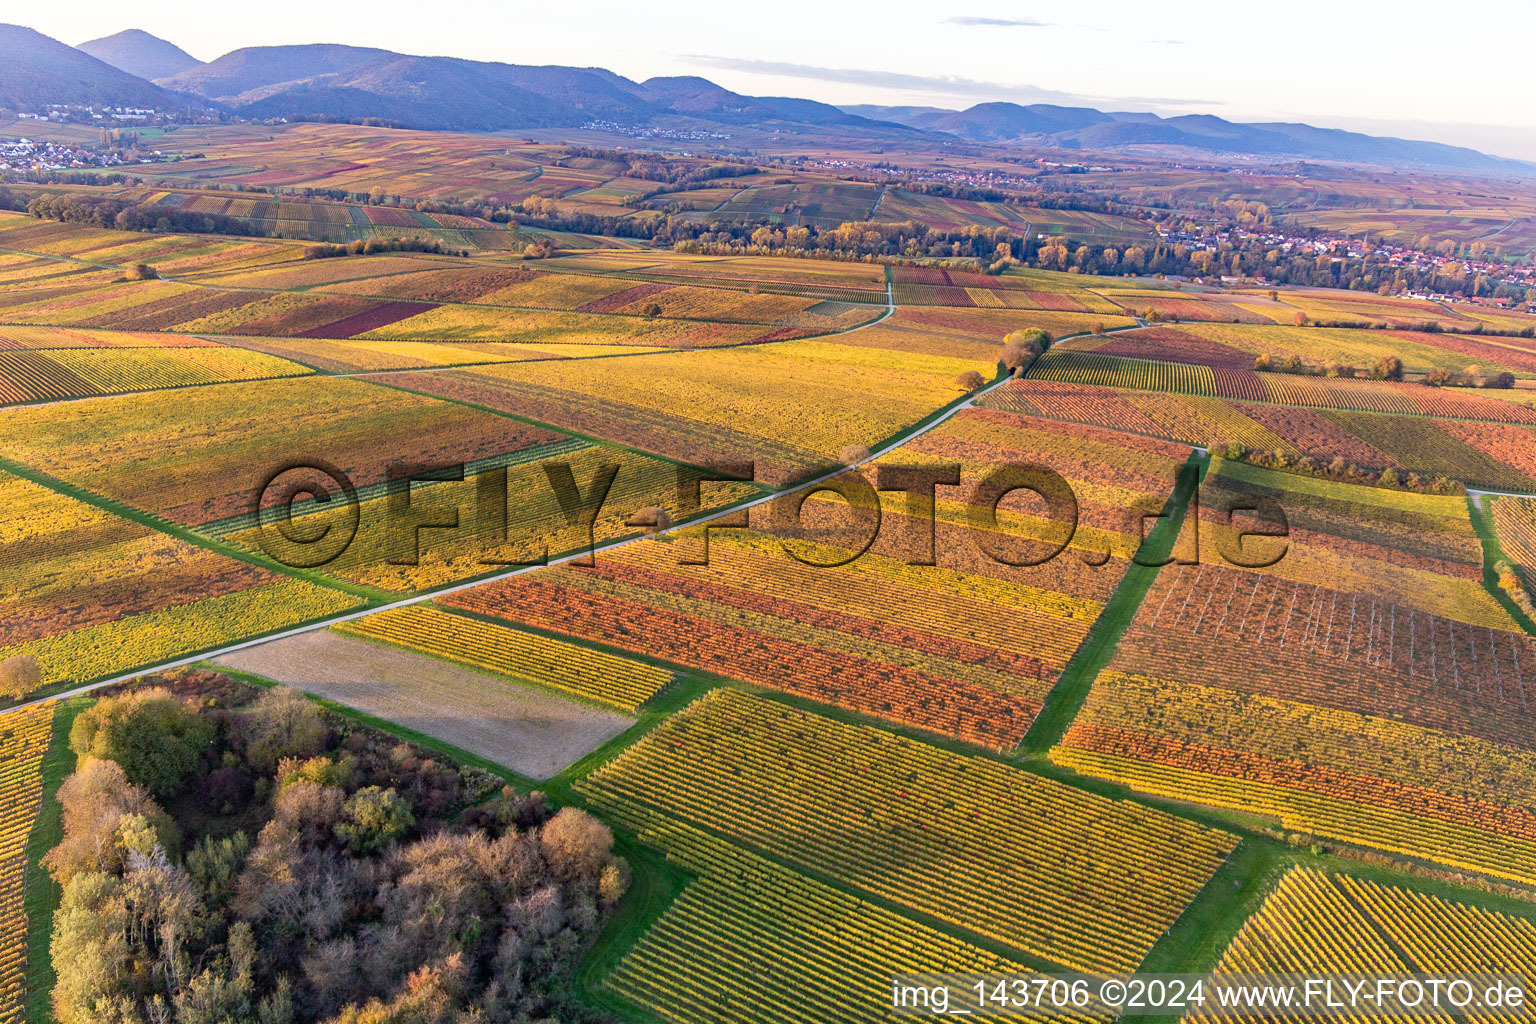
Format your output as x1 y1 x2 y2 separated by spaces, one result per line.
4 23 1529 173
77 29 203 81
847 102 1112 140
846 101 1534 174
0 23 207 114
155 44 916 135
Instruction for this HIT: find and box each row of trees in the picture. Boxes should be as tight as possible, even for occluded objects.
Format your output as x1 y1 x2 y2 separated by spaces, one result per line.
1252 352 1516 388
48 673 628 1024
14 191 262 237
1217 442 1462 495
302 238 464 259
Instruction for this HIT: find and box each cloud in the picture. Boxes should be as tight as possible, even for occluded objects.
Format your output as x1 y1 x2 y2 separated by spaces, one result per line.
946 16 1049 27
680 55 1222 112
681 55 1086 104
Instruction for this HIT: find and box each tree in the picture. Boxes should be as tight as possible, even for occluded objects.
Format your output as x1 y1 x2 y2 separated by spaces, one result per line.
50 872 131 1024
0 655 41 697
1001 328 1049 374
186 832 251 910
598 860 631 907
538 807 614 882
44 758 177 885
235 686 328 773
275 779 347 845
1425 366 1454 386
335 787 414 853
69 689 214 797
955 370 985 390
1292 312 1309 327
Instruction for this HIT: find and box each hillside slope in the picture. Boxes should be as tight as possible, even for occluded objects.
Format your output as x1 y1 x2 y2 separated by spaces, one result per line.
76 29 203 81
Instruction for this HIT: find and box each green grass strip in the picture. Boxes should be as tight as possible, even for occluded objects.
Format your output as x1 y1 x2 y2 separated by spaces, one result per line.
1017 450 1207 756
23 697 89 1024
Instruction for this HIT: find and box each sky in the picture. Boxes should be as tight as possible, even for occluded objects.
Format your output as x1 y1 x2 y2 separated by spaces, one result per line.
20 0 1536 159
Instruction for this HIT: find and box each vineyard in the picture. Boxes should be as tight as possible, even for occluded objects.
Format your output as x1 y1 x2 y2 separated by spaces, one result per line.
1054 570 1536 875
220 443 759 594
439 410 1186 747
1493 496 1536 578
376 338 993 487
0 469 361 687
578 689 1238 973
210 336 655 374
1028 348 1536 421
890 265 1125 315
333 604 672 711
0 375 554 526
1193 867 1536 1024
0 326 221 350
1081 320 1536 381
1194 457 1509 626
0 347 311 405
981 378 1536 490
0 218 874 344
1028 349 1218 394
5 577 356 688
605 806 1109 1024
1044 451 1536 880
0 703 55 1024
8 148 1536 1024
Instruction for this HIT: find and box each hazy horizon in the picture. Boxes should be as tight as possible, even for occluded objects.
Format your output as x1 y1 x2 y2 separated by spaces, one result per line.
21 1 1536 160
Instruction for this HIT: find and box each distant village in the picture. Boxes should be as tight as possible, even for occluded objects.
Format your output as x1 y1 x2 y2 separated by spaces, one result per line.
15 102 171 124
1165 224 1536 305
580 120 732 142
0 136 161 172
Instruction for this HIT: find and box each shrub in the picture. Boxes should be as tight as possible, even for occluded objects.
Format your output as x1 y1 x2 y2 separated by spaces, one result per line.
1496 559 1536 619
1373 355 1404 381
629 506 672 534
838 444 872 467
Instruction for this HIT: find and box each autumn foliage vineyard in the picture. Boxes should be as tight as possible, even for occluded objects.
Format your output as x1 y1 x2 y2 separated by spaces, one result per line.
7 159 1536 1024
0 703 52 1024
1195 867 1536 1024
578 690 1237 973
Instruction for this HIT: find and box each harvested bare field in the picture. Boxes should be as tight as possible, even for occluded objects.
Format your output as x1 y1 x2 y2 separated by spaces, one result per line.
214 629 634 778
